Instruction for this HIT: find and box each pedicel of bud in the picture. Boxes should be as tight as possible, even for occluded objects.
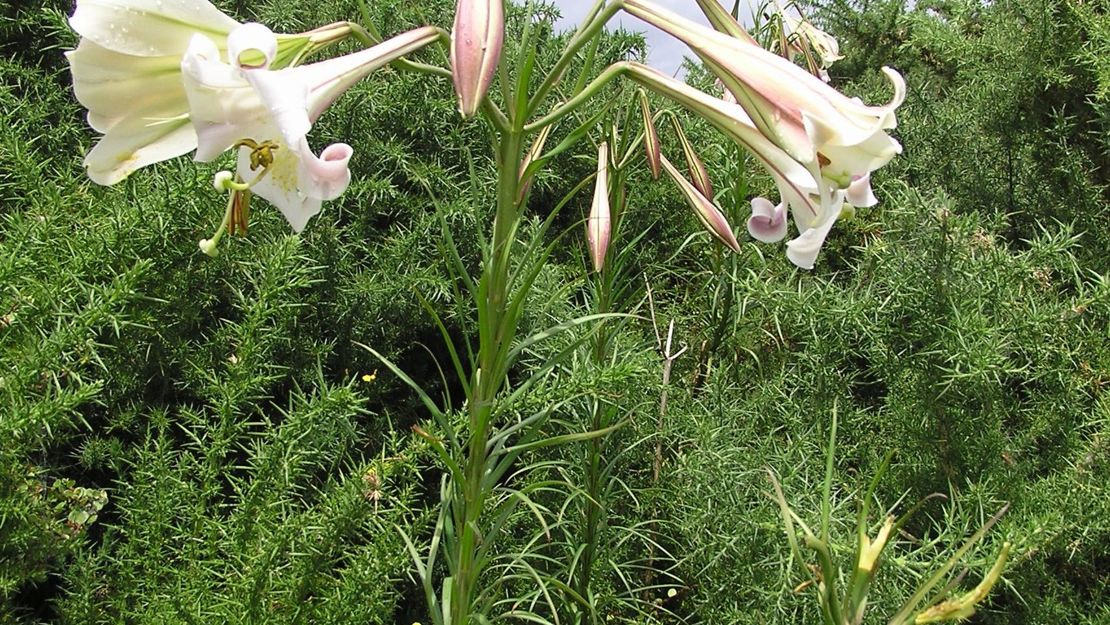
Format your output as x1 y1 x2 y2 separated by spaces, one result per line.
638 90 662 179
669 115 713 200
914 543 1012 624
451 0 505 118
661 155 740 253
587 142 612 273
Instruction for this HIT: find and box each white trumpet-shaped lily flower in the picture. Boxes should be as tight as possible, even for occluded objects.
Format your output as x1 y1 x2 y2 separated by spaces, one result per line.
624 0 904 187
625 62 850 269
180 23 439 232
67 0 363 186
66 0 238 185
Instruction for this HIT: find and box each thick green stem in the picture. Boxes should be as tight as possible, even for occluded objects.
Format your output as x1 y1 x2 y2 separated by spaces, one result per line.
449 129 526 625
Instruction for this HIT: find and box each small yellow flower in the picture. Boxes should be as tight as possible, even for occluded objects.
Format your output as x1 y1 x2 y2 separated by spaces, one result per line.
361 370 378 383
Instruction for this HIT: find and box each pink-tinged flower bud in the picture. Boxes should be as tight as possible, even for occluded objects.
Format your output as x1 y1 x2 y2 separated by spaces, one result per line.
661 155 740 252
639 90 661 179
587 142 612 272
670 115 713 200
451 0 504 118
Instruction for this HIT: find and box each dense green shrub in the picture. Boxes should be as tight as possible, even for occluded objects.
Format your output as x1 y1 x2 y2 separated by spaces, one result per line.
0 0 1106 623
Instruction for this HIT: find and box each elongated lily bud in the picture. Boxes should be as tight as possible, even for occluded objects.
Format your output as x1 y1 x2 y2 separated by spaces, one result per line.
518 123 553 203
451 0 504 118
587 142 612 272
661 155 740 252
638 90 661 179
670 115 713 200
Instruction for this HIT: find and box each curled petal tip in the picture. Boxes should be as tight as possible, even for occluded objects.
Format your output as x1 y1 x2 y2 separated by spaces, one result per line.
747 197 788 243
846 173 878 208
228 22 278 70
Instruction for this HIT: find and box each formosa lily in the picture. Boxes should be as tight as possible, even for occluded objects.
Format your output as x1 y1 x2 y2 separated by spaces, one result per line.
625 62 847 269
661 155 740 252
451 0 504 118
587 142 611 272
67 0 362 185
624 0 904 187
181 23 440 232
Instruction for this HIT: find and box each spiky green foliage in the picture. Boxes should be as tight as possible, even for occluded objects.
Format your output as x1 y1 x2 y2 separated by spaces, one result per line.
1 0 1107 624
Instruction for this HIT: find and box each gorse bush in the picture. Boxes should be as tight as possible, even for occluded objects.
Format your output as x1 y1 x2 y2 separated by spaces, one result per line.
1 0 1107 624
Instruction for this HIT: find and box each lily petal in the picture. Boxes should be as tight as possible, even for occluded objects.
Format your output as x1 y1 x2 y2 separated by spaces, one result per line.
84 115 196 185
298 141 353 201
846 173 878 207
785 199 840 269
69 0 238 57
66 38 188 133
237 138 351 232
